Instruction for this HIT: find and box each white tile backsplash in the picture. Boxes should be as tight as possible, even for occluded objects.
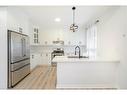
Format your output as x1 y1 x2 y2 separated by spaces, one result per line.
30 45 87 56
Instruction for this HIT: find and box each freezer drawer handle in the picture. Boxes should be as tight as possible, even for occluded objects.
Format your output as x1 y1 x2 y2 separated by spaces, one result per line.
11 63 30 72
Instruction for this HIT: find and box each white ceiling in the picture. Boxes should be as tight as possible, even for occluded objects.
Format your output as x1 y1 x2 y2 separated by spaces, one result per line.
19 6 116 29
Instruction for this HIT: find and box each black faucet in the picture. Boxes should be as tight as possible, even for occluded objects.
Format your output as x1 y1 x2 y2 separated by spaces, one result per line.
75 46 80 58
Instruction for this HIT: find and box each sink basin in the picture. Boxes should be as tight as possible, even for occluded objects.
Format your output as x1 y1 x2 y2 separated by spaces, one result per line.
68 55 89 58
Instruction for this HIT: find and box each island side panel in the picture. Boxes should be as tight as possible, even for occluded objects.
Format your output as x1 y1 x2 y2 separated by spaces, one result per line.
57 62 118 88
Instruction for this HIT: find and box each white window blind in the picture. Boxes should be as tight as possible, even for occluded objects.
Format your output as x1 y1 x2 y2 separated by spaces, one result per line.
86 23 97 58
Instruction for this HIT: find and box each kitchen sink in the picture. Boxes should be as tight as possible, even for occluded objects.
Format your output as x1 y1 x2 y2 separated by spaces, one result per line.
68 55 89 58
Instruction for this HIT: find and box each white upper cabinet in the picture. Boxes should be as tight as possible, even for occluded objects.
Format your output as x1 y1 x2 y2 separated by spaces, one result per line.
30 26 40 45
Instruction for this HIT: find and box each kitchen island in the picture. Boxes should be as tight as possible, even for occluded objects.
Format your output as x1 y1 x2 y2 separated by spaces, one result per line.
52 56 120 89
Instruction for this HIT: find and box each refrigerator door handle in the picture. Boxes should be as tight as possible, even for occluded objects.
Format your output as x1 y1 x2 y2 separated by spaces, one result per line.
23 38 26 57
21 38 24 57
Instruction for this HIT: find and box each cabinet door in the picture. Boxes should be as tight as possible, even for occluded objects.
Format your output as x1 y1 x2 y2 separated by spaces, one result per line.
36 54 42 65
30 26 40 45
30 54 36 69
41 53 47 64
33 27 40 45
41 53 51 65
30 53 41 69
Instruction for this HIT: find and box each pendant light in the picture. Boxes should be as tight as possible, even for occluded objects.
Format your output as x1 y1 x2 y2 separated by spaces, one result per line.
70 6 78 32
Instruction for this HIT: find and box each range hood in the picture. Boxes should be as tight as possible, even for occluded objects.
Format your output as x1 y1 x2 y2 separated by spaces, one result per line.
52 38 64 45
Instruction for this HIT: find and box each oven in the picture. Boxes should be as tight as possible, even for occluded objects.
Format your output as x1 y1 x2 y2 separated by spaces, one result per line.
51 48 64 66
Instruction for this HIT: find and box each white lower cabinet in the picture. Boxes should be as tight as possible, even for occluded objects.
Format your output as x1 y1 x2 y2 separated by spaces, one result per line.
30 54 36 70
30 53 41 70
41 53 51 65
30 52 51 69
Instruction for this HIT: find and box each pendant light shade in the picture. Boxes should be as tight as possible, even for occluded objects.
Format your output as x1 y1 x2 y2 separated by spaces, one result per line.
70 6 78 32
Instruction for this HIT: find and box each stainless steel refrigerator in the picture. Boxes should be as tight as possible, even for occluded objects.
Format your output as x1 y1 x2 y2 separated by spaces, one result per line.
8 30 30 88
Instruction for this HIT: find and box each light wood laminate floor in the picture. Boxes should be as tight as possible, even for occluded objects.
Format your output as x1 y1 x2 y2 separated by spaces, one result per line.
13 65 56 89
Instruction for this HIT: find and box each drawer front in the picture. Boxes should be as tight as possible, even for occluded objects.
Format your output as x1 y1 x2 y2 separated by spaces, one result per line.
11 59 30 71
11 64 30 86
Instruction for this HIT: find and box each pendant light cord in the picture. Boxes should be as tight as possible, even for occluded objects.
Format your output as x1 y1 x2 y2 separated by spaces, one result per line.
73 8 75 25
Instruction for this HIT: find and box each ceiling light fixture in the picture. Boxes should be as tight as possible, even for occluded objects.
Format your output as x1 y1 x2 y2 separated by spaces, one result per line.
70 6 78 32
55 18 61 22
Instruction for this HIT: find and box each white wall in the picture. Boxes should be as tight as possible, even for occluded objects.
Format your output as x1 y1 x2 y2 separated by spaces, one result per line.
7 7 30 35
97 7 124 59
97 7 127 89
117 7 127 89
0 7 7 89
39 27 86 45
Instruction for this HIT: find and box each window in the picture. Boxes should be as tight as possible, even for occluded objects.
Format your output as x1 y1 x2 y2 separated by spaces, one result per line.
86 24 97 58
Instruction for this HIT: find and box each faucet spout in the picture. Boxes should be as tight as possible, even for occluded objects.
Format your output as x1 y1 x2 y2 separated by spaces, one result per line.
75 46 81 58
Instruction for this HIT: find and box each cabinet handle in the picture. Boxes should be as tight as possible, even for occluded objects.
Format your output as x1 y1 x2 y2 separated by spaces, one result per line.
32 55 34 59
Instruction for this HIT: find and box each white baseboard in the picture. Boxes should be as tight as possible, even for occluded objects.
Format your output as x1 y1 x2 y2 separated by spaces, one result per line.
56 84 118 89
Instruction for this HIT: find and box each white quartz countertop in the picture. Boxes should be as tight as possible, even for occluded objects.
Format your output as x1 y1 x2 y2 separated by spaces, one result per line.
52 56 120 63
